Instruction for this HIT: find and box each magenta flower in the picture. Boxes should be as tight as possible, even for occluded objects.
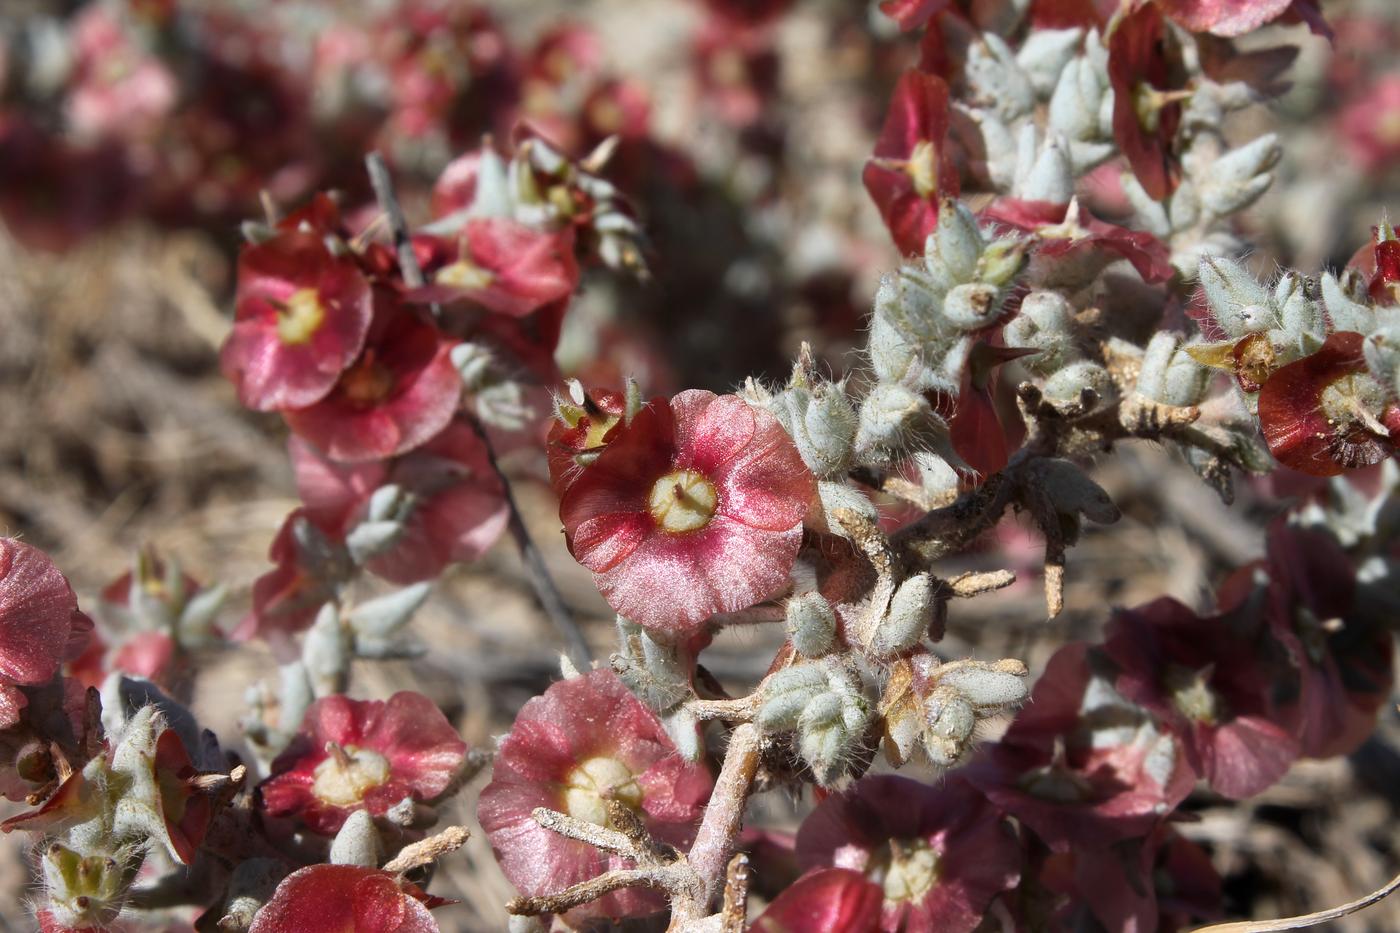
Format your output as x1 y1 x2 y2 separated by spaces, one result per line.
259 691 467 835
410 219 580 316
750 868 884 933
477 670 713 924
0 540 92 726
220 231 374 412
966 643 1196 851
796 776 1020 932
283 296 461 463
863 70 961 257
559 390 814 636
248 865 447 933
1103 598 1298 799
1155 0 1295 37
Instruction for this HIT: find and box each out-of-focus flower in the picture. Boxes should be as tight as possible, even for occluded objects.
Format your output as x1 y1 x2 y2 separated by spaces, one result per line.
559 390 814 636
1256 332 1397 477
967 644 1195 851
410 219 579 315
749 868 884 933
693 17 780 127
259 691 467 835
1103 598 1297 799
248 864 447 933
478 670 713 924
864 71 961 257
796 775 1020 932
236 508 343 642
1338 74 1400 175
284 297 461 463
221 232 374 413
1154 0 1295 37
65 6 178 141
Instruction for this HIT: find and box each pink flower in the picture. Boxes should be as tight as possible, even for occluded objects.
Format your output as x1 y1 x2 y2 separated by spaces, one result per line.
248 865 448 933
863 71 961 257
1256 331 1398 477
750 868 884 933
283 296 462 462
259 691 467 835
878 0 951 32
289 421 509 584
981 198 1174 284
1108 6 1184 202
1155 0 1295 37
1103 598 1298 799
0 540 92 699
410 219 579 316
796 776 1020 932
235 508 343 642
559 390 814 636
477 670 713 924
966 643 1196 851
221 232 374 412
1338 77 1400 175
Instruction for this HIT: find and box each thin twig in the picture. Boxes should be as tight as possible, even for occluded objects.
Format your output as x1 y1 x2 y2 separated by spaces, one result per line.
363 151 591 670
382 825 471 873
1189 867 1400 932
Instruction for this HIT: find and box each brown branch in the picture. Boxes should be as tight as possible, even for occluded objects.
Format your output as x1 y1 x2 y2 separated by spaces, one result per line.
382 825 470 873
1189 867 1400 932
682 723 763 910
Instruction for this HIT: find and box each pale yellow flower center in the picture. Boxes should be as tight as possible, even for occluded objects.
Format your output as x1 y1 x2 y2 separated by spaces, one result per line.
562 756 643 827
877 837 940 904
435 258 496 290
647 469 719 533
1165 664 1220 726
907 140 939 198
311 743 391 807
276 287 327 345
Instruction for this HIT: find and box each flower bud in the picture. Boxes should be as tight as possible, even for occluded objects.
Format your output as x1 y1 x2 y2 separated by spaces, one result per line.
1048 56 1103 143
1198 255 1271 338
1017 27 1085 98
302 603 349 697
757 664 831 732
932 658 1029 708
1042 360 1113 403
931 200 984 284
1136 331 1179 401
1004 289 1078 374
329 809 382 867
1322 271 1374 333
942 282 1004 331
1017 138 1074 204
348 583 431 641
795 674 870 787
797 383 858 476
613 617 692 714
913 450 959 499
868 573 935 659
1120 171 1171 238
1198 134 1280 217
817 480 880 537
451 342 494 390
1364 323 1400 396
855 383 937 462
786 592 838 658
867 312 920 385
1273 272 1325 346
965 33 1035 121
40 842 137 931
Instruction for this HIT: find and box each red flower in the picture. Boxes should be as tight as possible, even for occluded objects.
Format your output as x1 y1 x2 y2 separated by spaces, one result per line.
284 296 461 463
796 776 1020 933
1108 6 1185 201
477 670 713 923
1042 824 1222 932
863 71 961 257
1154 0 1293 36
878 0 951 31
966 644 1196 851
559 390 814 636
248 865 447 933
1338 75 1400 175
259 691 467 835
982 198 1174 284
221 232 374 412
410 219 579 316
289 422 509 584
1257 331 1397 477
1246 523 1393 758
1103 598 1297 799
1346 223 1400 305
0 540 91 693
750 868 884 933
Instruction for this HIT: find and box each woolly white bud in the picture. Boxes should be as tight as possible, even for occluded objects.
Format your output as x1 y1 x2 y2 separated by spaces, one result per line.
787 592 838 658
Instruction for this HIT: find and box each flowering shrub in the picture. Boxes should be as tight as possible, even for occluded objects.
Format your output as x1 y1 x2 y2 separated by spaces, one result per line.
1 0 1399 931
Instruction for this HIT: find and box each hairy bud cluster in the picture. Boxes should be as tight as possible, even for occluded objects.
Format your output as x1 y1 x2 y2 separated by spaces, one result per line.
758 662 871 786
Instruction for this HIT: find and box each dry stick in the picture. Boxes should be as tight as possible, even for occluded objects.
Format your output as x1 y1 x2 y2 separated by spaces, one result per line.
674 723 763 922
362 152 591 671
1189 867 1400 932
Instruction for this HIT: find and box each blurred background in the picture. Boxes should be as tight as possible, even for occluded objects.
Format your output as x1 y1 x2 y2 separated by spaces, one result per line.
0 0 1397 928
